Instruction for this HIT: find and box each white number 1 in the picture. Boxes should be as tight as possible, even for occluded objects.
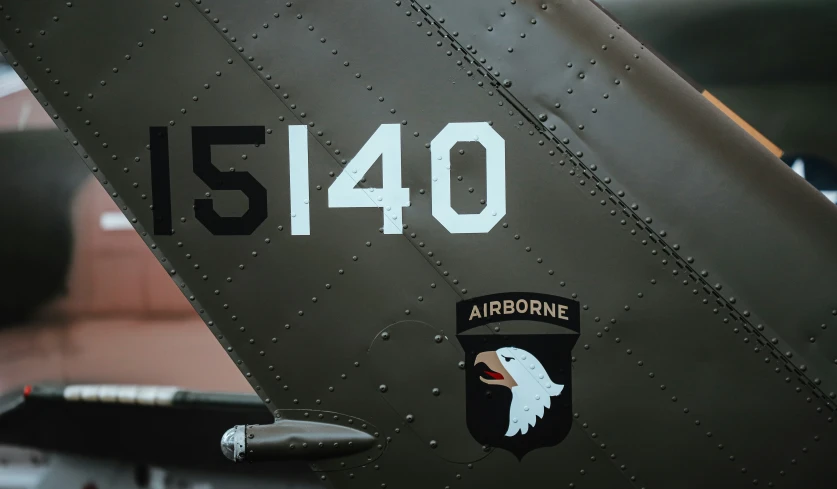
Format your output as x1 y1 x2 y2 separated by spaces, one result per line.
288 125 310 235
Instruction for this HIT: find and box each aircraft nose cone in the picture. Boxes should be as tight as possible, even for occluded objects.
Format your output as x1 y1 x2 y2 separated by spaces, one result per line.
220 425 245 462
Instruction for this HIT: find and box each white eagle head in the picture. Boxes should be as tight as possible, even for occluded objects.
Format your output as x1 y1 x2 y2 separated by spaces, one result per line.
474 346 564 437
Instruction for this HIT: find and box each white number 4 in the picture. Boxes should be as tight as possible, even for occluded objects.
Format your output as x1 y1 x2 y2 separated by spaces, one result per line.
289 122 506 235
328 124 409 234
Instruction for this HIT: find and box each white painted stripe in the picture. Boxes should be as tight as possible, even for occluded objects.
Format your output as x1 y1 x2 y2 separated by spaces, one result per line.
117 385 139 404
63 385 83 401
99 211 133 231
79 385 100 402
288 125 311 235
136 387 160 406
97 385 120 402
62 385 180 405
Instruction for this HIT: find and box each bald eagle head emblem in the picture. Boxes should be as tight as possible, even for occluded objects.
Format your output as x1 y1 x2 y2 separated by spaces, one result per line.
456 292 580 457
474 347 563 437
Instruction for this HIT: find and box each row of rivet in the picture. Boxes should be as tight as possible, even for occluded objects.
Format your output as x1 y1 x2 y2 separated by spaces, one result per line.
199 6 460 480
422 9 837 486
579 295 775 486
397 8 651 483
431 3 832 476
402 5 668 484
205 0 479 341
408 0 835 416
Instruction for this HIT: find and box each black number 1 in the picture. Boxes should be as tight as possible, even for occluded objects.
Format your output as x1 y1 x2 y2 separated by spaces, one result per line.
148 126 268 236
150 127 173 235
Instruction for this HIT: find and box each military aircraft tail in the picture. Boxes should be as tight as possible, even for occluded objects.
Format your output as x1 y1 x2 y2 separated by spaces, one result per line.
2 1 837 487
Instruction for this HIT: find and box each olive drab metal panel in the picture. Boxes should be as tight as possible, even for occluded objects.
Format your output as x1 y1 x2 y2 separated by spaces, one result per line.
2 0 837 488
366 320 488 463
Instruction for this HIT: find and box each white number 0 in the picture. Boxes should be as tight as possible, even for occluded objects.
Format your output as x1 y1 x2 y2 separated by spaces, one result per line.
431 122 506 234
288 122 506 235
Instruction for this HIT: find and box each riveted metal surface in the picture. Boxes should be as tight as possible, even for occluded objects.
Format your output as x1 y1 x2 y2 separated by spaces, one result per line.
2 0 836 487
425 0 837 400
571 335 748 488
192 1 678 485
366 320 484 463
270 410 384 472
578 286 827 488
194 0 668 312
0 1 430 477
610 279 837 481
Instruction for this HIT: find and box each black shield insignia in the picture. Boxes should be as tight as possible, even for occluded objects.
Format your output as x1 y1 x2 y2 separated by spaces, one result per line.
456 293 580 460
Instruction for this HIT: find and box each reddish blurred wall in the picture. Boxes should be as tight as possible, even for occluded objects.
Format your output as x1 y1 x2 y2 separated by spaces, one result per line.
0 87 250 395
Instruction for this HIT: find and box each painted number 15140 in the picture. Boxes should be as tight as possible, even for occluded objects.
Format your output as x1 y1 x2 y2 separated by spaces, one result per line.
149 122 506 236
